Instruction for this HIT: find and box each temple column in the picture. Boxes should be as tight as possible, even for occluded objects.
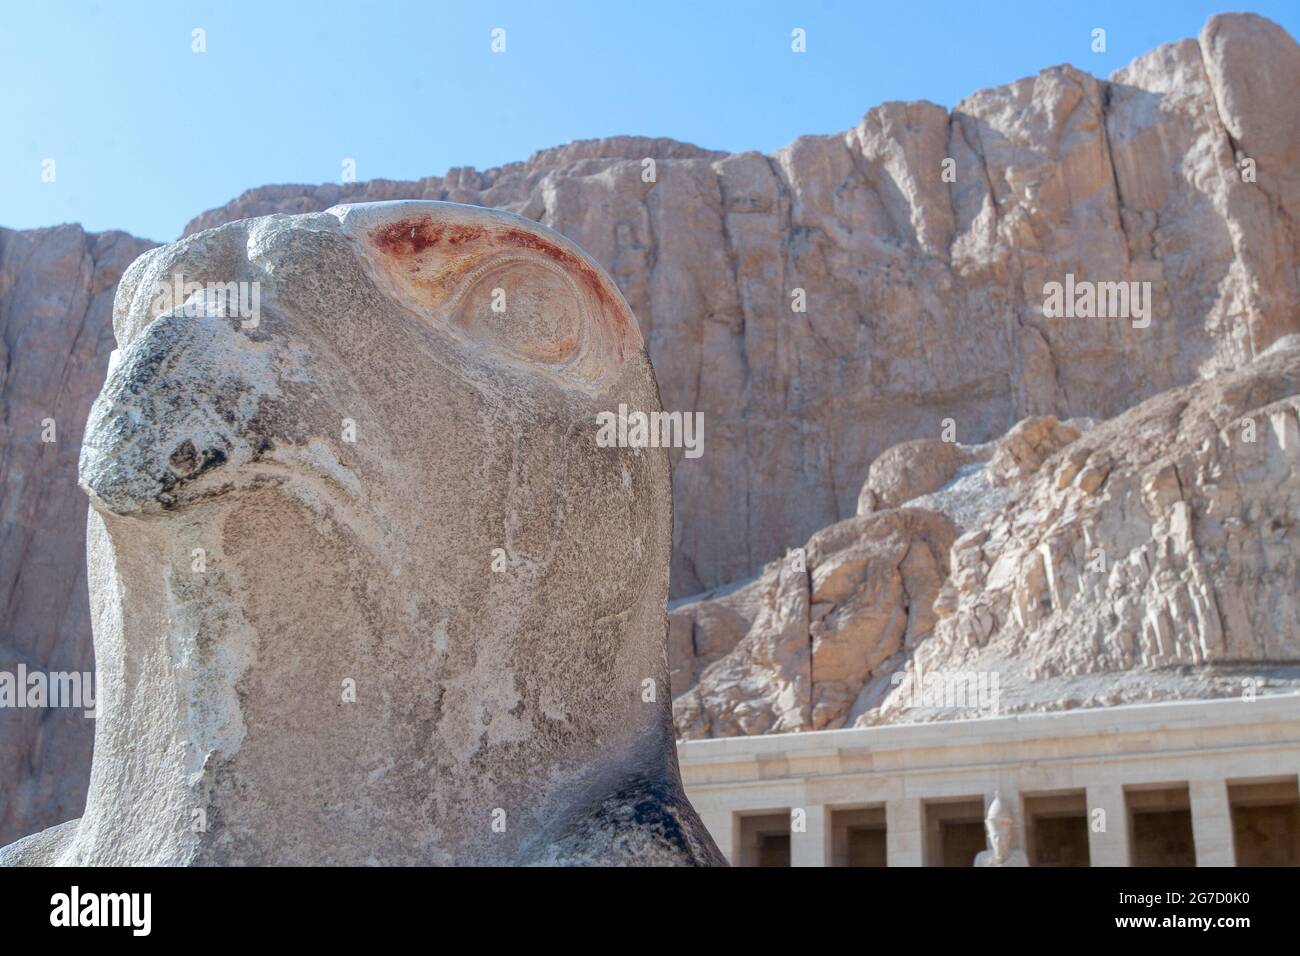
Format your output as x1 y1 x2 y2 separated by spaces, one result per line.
1087 784 1131 866
1189 779 1236 866
699 808 736 865
886 797 924 866
791 803 829 866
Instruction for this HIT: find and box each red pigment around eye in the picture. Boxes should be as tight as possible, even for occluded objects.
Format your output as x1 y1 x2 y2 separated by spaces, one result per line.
369 219 487 257
368 217 638 360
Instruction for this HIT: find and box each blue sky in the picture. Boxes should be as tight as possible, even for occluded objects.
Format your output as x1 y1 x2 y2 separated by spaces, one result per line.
4 1 1297 241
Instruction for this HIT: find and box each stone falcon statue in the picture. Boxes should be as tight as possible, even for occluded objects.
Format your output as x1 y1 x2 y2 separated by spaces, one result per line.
0 201 726 866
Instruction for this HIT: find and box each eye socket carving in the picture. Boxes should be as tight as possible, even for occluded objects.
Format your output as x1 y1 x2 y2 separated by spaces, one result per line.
449 255 608 385
353 208 642 389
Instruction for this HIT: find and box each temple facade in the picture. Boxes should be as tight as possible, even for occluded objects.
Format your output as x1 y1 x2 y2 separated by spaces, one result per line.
679 695 1300 866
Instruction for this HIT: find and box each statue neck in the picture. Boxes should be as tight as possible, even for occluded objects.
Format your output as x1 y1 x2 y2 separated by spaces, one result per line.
72 506 670 864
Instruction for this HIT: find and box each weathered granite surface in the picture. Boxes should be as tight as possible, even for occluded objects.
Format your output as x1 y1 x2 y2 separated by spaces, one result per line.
2 201 724 865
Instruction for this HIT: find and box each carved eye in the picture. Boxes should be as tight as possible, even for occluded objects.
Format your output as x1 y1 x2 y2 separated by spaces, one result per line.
451 257 588 370
350 206 638 389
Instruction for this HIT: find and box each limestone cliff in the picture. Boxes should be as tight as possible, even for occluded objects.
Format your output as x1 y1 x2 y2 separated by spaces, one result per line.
0 225 156 843
672 337 1300 738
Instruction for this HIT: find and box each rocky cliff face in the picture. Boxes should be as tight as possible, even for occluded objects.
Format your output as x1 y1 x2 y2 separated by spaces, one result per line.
671 337 1300 738
1 12 1297 842
907 334 1300 720
0 225 156 843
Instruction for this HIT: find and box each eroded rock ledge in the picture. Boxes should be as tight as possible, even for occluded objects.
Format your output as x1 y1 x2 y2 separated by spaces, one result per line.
672 338 1300 738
